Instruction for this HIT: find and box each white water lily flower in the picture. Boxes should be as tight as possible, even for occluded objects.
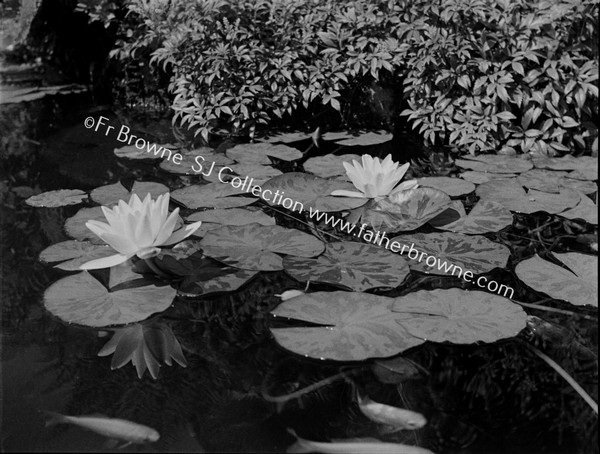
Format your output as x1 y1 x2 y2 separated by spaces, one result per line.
80 193 202 270
331 154 418 199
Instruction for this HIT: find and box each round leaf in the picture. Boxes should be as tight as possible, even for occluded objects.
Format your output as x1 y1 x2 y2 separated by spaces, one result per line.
90 181 169 206
271 292 426 361
159 148 233 175
25 189 87 208
178 269 258 297
64 206 108 243
391 232 510 275
391 289 527 343
226 143 302 163
44 272 176 327
456 155 533 173
331 130 393 146
187 207 275 237
559 193 597 224
532 156 598 180
460 171 517 184
283 241 410 291
417 177 475 197
259 131 309 144
515 253 598 307
39 240 114 271
171 183 257 209
303 154 361 178
434 200 513 234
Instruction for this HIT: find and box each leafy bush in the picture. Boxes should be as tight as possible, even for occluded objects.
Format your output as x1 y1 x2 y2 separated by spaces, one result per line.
110 0 598 155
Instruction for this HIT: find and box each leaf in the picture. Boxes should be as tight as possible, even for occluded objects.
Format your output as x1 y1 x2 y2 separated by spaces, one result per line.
114 144 172 160
434 200 513 234
460 171 517 184
25 189 87 208
64 206 110 243
515 253 597 307
417 176 475 197
178 268 258 297
303 154 362 178
476 179 580 214
532 155 598 180
283 241 410 291
329 130 393 146
516 169 569 193
171 183 257 209
200 224 324 271
391 289 527 343
362 188 455 232
39 240 114 271
44 272 176 327
230 163 283 181
186 207 275 237
455 155 533 173
261 173 368 212
390 232 510 275
560 193 598 224
270 292 426 361
259 131 309 143
90 181 169 206
159 148 233 175
558 178 597 195
225 143 302 164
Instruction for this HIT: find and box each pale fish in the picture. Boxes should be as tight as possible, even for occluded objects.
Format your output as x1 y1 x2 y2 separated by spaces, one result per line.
286 429 435 454
43 411 159 446
357 393 427 432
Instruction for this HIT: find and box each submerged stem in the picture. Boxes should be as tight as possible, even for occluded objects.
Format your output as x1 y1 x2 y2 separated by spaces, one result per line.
143 257 170 278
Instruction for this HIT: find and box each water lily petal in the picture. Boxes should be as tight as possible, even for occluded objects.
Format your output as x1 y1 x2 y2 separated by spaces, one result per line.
86 220 114 239
80 253 131 270
134 211 156 248
154 208 180 245
330 189 367 198
162 221 203 246
100 231 140 255
136 246 162 259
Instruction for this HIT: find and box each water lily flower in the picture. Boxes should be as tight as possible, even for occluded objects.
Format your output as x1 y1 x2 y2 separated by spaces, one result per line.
331 154 418 199
80 193 202 270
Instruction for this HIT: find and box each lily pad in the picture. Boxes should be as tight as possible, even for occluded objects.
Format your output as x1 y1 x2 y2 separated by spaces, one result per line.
270 291 426 361
532 155 598 180
39 240 114 271
558 178 597 195
230 163 283 180
171 183 257 209
417 177 475 197
187 207 275 237
515 253 598 307
178 268 259 297
456 155 533 173
476 180 580 214
391 289 527 343
329 130 393 146
362 188 455 232
114 144 176 160
560 193 598 224
64 206 109 243
159 148 233 175
283 241 410 291
303 154 362 178
434 200 513 234
25 189 87 208
261 173 368 212
44 272 176 327
200 224 325 271
516 169 569 193
460 171 517 184
259 131 309 144
90 181 169 206
390 232 510 275
226 143 302 164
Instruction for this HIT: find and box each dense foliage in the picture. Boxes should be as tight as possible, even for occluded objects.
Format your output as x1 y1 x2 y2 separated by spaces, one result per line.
108 0 598 154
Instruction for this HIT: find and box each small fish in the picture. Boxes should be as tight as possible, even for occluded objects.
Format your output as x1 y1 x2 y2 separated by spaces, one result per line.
43 411 159 446
287 429 435 454
357 393 426 432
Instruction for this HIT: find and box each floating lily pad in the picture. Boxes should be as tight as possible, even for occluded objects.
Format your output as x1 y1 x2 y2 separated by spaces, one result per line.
391 232 510 275
159 148 233 175
178 268 259 297
171 183 257 209
417 177 475 197
230 163 283 180
39 240 114 271
114 144 175 160
259 131 309 143
560 193 598 224
226 143 302 164
25 189 87 208
90 181 169 206
303 154 361 178
44 272 176 327
558 178 597 195
391 289 527 343
515 253 598 307
261 173 368 212
460 171 517 184
568 168 598 181
270 291 426 361
187 207 275 237
328 130 393 146
64 206 109 243
428 200 466 227
516 169 569 193
362 188 455 232
200 224 324 271
532 155 598 180
283 241 410 291
434 200 513 234
456 155 533 173
476 180 580 214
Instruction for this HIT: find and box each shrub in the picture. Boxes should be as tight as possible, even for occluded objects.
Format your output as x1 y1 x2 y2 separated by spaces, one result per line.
110 0 598 155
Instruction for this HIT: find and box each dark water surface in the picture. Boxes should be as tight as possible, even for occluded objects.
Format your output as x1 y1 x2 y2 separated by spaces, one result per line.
1 94 597 454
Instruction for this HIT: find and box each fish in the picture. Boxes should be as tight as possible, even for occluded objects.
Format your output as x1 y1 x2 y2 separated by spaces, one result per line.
286 429 435 454
357 393 427 432
43 411 160 446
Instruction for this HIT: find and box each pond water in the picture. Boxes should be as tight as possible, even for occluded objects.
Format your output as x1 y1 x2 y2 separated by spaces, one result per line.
1 93 597 454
